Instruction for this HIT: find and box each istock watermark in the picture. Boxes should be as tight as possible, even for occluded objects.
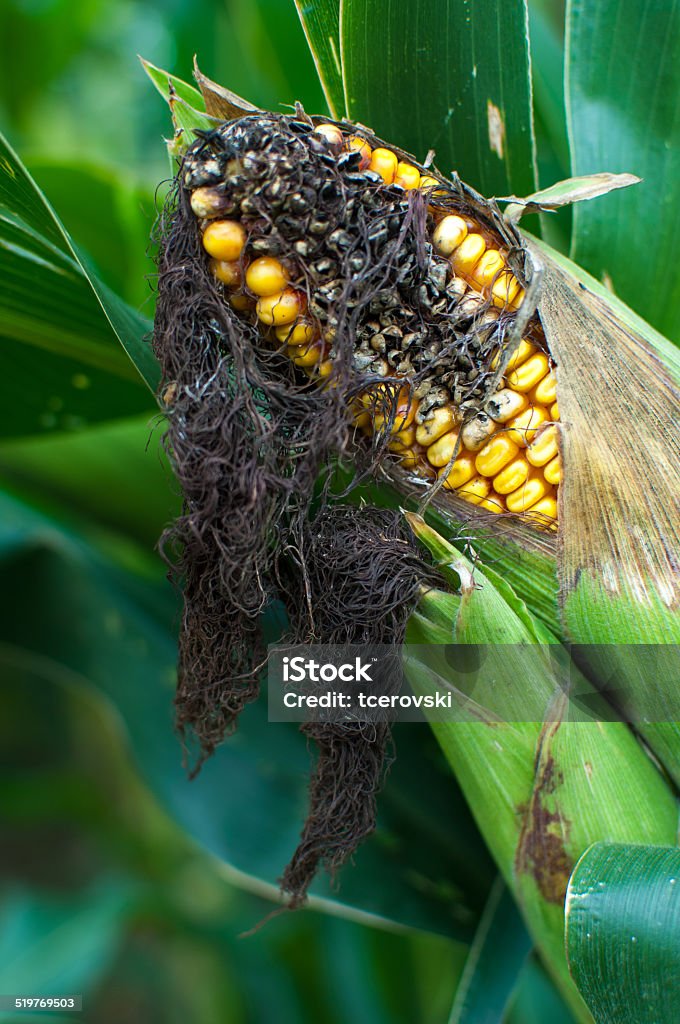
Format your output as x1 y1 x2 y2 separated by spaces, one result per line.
267 644 680 724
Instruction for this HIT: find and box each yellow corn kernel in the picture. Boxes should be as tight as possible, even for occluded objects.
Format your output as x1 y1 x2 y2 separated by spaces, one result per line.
374 394 417 433
416 405 460 446
353 409 372 432
275 321 317 346
210 259 242 287
288 340 325 367
475 434 520 477
506 473 550 513
426 430 461 468
347 135 372 168
314 359 334 379
493 457 530 494
245 257 289 297
525 495 559 525
432 216 468 257
550 401 560 421
400 447 427 470
451 233 487 277
256 288 303 326
505 405 548 447
389 424 418 451
395 162 421 189
507 352 550 393
470 249 506 289
491 339 536 372
369 148 398 184
202 220 246 261
229 292 253 312
313 123 343 147
490 272 521 309
544 455 562 485
478 493 505 514
458 475 492 505
532 370 557 405
526 424 559 467
439 453 476 490
486 388 529 424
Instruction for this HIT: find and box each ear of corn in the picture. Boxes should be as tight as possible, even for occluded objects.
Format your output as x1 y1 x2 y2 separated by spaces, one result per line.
406 516 679 1024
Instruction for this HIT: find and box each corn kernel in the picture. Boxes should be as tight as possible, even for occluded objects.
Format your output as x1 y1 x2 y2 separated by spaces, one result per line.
507 352 550 393
550 402 560 421
470 249 506 289
491 339 536 373
451 233 487 277
400 447 425 470
525 495 559 523
478 493 505 514
191 186 230 219
526 424 559 467
432 216 468 257
461 413 496 451
510 288 525 310
544 455 562 485
389 424 418 450
506 473 550 513
426 430 461 467
493 457 530 494
486 388 529 424
314 123 343 147
369 148 398 184
416 405 460 446
395 162 421 189
458 475 492 505
532 370 557 405
210 259 242 287
246 257 289 297
374 391 417 433
347 136 372 168
256 288 303 326
439 453 476 490
475 435 520 477
491 272 521 309
275 321 317 346
202 220 246 261
289 340 325 367
314 359 334 379
505 405 548 447
229 292 252 312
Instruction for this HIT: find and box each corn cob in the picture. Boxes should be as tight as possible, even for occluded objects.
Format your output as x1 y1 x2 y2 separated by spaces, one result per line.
186 118 560 528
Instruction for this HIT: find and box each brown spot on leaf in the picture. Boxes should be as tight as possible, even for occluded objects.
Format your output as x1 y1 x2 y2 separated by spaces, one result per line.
487 101 505 160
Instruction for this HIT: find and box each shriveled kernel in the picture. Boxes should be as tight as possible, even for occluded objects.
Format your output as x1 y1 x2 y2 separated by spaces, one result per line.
451 233 487 277
506 474 550 513
461 412 496 451
275 321 317 346
491 339 536 373
395 162 421 189
505 404 548 447
313 123 343 147
211 259 242 287
191 186 231 219
245 257 289 297
439 453 476 490
544 455 562 485
432 216 468 257
346 135 372 168
493 457 530 494
491 272 521 309
525 495 559 523
256 288 302 326
486 388 529 424
507 352 550 393
526 424 559 467
229 292 253 312
532 370 557 405
202 220 246 261
416 405 460 446
426 430 461 467
458 475 492 506
369 148 399 184
289 340 326 367
475 435 520 477
550 401 560 421
470 249 506 289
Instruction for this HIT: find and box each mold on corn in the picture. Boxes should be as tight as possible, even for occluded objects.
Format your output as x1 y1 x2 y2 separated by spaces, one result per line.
182 114 560 529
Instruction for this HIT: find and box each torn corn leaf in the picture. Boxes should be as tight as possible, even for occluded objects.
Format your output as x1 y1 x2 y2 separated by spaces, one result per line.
502 172 641 224
404 520 679 1024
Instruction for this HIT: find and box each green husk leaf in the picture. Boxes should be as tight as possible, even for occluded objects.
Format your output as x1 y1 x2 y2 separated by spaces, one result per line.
293 0 345 118
139 57 206 110
565 843 680 1024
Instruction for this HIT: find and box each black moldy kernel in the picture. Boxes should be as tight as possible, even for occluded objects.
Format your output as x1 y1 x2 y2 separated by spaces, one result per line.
152 111 541 903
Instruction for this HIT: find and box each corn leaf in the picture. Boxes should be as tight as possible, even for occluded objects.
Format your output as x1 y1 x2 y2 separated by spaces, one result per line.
340 0 536 198
505 953 578 1024
293 0 345 117
566 0 680 344
565 843 680 1024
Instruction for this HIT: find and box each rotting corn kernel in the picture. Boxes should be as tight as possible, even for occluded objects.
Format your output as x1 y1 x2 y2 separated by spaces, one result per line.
313 123 343 147
346 135 372 169
415 405 460 446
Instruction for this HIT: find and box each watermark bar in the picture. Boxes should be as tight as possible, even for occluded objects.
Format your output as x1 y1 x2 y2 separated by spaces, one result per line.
0 996 82 1011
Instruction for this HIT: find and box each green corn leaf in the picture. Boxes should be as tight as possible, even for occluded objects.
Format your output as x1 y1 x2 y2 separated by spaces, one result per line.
293 0 345 118
340 0 536 198
565 843 680 1024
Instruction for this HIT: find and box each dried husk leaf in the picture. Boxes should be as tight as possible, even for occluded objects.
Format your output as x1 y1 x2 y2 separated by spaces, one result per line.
193 57 260 120
502 172 641 224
